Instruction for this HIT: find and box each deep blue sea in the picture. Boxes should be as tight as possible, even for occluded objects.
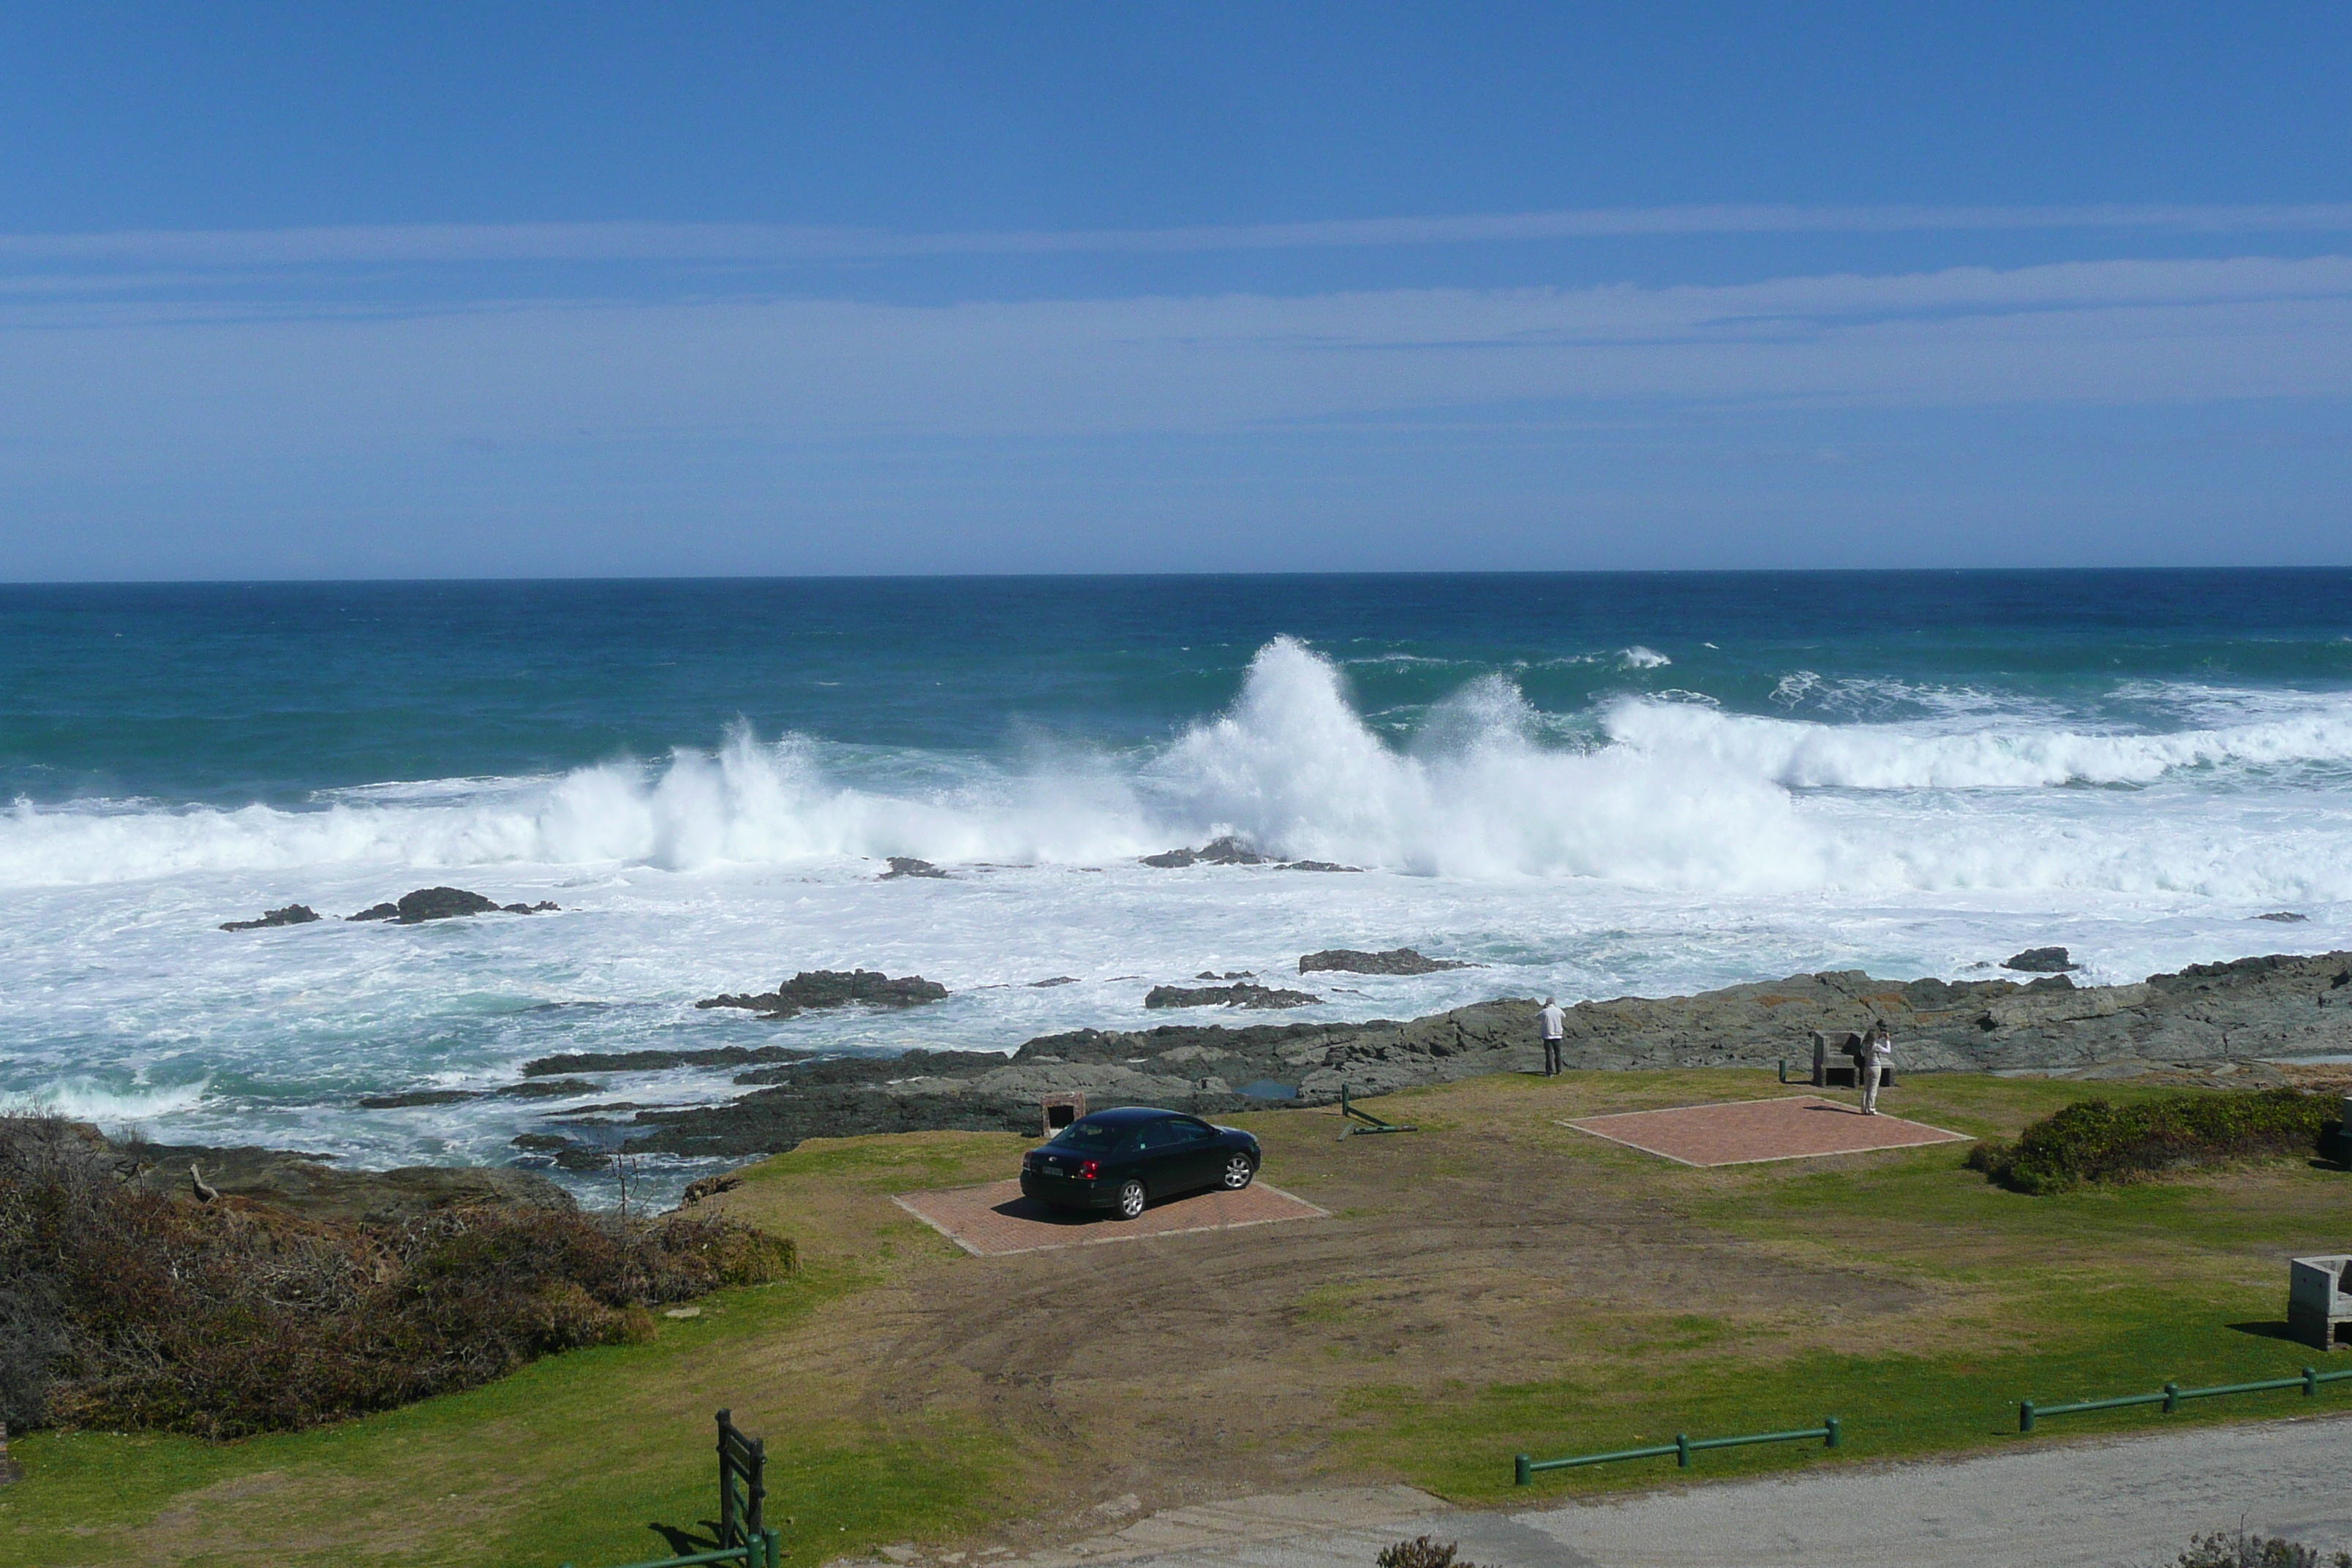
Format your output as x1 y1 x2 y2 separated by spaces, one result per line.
7 571 2351 1188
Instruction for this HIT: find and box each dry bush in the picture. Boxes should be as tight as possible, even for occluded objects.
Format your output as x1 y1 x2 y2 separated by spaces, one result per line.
2168 1529 2352 1568
0 1114 794 1438
1376 1538 1482 1568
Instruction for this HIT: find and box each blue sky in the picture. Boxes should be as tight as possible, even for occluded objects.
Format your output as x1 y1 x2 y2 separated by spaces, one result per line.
4 3 2350 577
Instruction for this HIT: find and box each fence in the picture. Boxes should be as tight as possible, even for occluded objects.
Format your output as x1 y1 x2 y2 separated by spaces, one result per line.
1514 1359 2352 1484
559 1410 780 1568
1516 1419 1839 1484
2019 1366 2352 1432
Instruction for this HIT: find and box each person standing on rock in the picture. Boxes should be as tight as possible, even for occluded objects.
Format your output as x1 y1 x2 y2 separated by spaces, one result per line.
1860 1020 1893 1115
1538 997 1566 1077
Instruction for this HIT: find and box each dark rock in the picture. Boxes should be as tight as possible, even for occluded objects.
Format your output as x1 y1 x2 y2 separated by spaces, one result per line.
679 1173 742 1205
357 1089 482 1109
554 1145 614 1172
1282 861 1364 873
219 904 322 932
500 900 560 914
522 1045 809 1077
1299 947 1473 976
696 969 949 1017
491 1078 604 1099
394 887 500 923
1030 976 1079 987
2258 912 2310 922
731 1048 1006 1088
624 946 2352 1162
346 902 399 921
1145 982 1321 1009
1141 835 1272 868
880 857 949 880
2003 946 2079 973
510 1133 570 1152
1195 970 1255 981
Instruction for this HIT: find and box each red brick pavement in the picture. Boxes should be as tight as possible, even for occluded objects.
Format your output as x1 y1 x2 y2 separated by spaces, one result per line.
892 1178 1329 1256
1564 1094 1972 1167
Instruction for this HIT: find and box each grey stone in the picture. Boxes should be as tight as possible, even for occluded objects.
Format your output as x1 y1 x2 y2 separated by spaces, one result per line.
2003 946 2079 973
1299 947 1473 976
219 904 321 932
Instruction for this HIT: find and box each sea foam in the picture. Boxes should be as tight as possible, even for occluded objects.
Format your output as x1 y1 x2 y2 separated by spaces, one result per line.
4 637 2352 900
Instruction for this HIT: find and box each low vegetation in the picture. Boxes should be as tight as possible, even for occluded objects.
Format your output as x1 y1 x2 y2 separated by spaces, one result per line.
1965 1088 2341 1194
4 1071 2348 1568
1375 1537 1483 1568
0 1115 793 1439
2168 1530 2352 1568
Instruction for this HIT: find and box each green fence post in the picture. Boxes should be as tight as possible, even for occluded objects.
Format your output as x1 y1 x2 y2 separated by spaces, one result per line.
2019 1401 2036 1433
763 1526 783 1568
2163 1382 2180 1414
1515 1454 1532 1486
1823 1417 1842 1450
2305 1367 2321 1398
1675 1433 1692 1469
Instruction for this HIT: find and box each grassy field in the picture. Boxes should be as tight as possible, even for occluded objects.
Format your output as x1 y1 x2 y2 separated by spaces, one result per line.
5 1070 2347 1567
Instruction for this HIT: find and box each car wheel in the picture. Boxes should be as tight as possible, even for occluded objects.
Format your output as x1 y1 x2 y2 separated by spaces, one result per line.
1221 1153 1256 1191
1115 1178 1147 1220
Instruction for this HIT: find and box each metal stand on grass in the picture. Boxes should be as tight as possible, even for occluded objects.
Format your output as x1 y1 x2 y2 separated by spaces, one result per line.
1338 1084 1417 1139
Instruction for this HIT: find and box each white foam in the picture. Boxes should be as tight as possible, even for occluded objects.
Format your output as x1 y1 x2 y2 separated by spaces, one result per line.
4 640 2352 906
7 1076 212 1127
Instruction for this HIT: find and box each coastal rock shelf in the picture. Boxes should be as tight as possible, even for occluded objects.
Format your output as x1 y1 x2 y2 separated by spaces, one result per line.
605 949 2352 1161
695 968 949 1018
1298 947 1473 976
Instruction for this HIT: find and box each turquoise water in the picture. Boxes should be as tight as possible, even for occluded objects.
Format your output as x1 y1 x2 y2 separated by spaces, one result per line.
5 570 2351 1186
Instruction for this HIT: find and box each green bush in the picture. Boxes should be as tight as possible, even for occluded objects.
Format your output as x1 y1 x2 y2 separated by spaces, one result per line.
1967 1088 2340 1194
0 1115 794 1438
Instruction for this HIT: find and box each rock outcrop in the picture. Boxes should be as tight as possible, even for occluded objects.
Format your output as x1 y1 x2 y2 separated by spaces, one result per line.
219 904 321 932
2004 946 2078 973
696 969 949 1018
1141 836 1272 867
1145 982 1321 1009
616 950 2352 1160
880 857 949 880
344 889 558 924
1299 947 1472 976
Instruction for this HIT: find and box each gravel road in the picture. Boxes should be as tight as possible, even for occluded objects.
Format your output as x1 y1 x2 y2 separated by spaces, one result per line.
1013 1414 2352 1568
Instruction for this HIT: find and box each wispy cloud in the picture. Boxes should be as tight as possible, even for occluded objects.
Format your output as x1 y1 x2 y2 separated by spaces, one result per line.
7 203 2352 268
4 255 2348 475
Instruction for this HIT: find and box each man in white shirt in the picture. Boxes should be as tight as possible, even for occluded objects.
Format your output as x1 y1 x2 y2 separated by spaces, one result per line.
1538 996 1567 1077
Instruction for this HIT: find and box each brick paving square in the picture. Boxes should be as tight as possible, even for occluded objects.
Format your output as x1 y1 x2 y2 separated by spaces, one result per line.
892 1178 1329 1256
1562 1094 1972 1167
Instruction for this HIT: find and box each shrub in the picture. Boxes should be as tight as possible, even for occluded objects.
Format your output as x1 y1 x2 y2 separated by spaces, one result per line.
1967 1089 2340 1195
0 1115 794 1438
2168 1529 2352 1568
1376 1538 1482 1568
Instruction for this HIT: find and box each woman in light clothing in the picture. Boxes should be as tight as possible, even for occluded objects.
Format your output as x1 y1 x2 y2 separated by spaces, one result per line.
1860 1021 1893 1114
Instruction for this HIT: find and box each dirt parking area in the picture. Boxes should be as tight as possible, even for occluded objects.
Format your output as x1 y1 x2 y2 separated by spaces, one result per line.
704 1070 1952 1545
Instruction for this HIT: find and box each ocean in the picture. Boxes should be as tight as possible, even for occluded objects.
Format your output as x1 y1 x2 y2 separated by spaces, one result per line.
5 571 2350 1188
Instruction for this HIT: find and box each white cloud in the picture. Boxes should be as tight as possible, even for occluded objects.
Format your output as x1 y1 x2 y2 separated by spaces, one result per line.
1 254 2347 482
4 205 2352 269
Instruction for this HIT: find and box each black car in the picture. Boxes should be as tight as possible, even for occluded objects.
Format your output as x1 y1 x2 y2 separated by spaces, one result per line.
1019 1106 1262 1219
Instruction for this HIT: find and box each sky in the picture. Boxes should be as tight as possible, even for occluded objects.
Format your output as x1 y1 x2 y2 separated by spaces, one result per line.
2 3 2350 578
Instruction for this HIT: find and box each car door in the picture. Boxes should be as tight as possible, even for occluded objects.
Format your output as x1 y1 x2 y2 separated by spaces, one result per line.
1131 1117 1192 1193
1161 1117 1221 1191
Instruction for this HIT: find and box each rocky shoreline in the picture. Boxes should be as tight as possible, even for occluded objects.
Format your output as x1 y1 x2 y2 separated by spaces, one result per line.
534 948 2352 1161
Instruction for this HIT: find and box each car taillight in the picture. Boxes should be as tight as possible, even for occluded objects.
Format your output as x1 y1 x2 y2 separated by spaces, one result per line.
1076 1159 1100 1180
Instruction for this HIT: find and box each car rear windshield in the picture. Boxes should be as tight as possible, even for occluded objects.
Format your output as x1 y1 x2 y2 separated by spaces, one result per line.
1049 1120 1126 1151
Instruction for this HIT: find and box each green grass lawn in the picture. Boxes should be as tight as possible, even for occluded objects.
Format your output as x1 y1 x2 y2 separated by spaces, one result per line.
4 1071 2345 1567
